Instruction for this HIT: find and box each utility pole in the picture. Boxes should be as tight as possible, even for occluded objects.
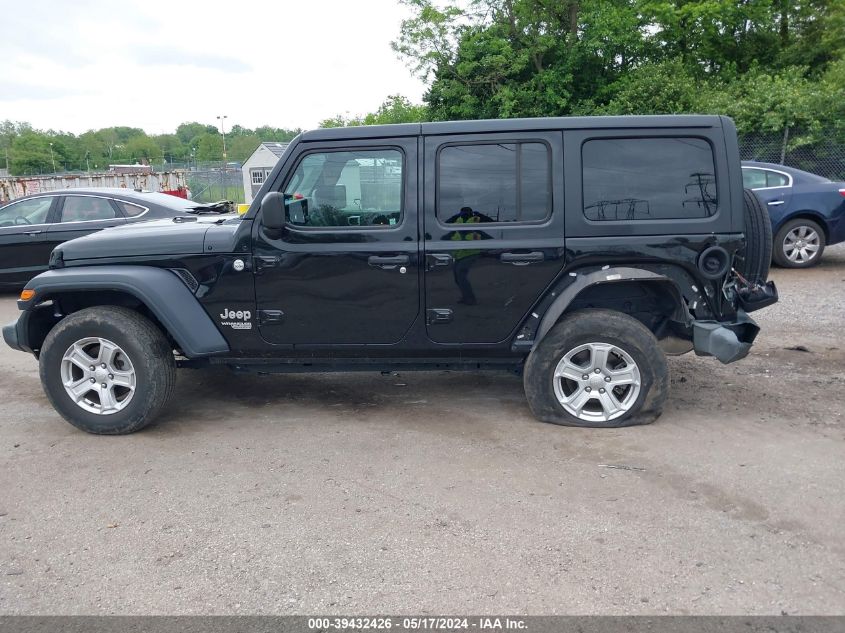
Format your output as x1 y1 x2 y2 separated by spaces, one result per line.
85 151 90 173
49 142 56 173
216 115 228 162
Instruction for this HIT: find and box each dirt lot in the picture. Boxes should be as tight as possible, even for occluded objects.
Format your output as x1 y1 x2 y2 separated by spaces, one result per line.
0 247 843 615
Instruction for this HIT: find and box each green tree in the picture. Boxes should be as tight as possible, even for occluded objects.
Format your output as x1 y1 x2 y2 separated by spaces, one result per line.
395 0 845 127
319 95 428 128
596 60 700 115
153 134 185 163
363 95 428 124
176 122 219 145
228 134 262 162
10 132 53 175
254 125 301 141
125 135 162 164
195 133 224 161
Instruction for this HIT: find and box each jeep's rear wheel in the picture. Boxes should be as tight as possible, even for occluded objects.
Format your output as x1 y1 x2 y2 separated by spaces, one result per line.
40 306 176 434
523 310 669 428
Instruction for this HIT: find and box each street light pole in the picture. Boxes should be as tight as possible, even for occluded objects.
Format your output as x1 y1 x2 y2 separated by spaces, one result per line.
216 115 228 162
49 142 56 173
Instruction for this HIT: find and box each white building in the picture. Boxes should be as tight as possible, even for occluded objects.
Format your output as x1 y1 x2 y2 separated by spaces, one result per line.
242 142 289 204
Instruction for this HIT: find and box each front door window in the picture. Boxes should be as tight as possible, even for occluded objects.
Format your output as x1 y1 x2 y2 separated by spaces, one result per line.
284 149 403 228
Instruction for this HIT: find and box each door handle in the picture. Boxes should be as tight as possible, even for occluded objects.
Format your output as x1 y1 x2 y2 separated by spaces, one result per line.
24 230 43 236
426 253 454 269
368 255 409 269
767 200 785 206
500 251 544 265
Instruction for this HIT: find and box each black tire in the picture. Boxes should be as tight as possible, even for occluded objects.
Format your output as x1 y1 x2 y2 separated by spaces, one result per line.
772 217 826 268
736 189 772 283
523 309 669 428
39 306 176 434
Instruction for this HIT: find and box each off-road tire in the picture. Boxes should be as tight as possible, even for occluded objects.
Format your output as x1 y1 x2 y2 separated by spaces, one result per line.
772 217 826 268
39 306 176 434
736 189 772 284
523 309 669 428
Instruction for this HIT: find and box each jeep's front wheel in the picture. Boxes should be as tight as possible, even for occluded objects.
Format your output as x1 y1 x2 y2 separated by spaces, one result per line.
523 310 669 428
39 306 176 434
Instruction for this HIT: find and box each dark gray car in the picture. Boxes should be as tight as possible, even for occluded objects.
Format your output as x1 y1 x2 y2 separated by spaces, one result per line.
0 188 212 288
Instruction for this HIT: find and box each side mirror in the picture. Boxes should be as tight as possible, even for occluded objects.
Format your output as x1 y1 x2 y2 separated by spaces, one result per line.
260 192 286 230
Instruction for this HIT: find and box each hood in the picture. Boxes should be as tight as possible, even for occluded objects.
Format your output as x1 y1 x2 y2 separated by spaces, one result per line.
55 216 241 262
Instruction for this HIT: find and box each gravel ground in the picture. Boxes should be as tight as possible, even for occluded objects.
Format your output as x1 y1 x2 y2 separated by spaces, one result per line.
0 246 843 615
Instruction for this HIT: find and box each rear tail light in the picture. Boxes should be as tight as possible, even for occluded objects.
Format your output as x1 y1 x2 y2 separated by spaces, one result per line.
839 188 845 197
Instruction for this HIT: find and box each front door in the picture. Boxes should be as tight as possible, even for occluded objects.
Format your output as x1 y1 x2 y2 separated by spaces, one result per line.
0 196 56 287
254 139 419 346
423 132 566 344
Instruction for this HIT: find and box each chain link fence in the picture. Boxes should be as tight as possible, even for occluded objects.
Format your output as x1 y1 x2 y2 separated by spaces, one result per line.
181 163 245 205
738 128 845 180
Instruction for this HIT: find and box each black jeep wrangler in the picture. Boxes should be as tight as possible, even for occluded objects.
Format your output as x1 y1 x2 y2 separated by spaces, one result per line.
3 115 776 434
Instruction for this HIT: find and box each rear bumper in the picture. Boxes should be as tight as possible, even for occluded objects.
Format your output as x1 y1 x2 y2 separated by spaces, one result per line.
692 310 760 364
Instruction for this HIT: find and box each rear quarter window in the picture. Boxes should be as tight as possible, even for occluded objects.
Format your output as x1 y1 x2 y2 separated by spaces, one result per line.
582 137 718 221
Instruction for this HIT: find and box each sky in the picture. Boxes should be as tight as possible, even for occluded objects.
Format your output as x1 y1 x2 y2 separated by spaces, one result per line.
0 0 427 135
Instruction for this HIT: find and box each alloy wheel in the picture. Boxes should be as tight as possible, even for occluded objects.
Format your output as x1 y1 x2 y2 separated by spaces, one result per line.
783 225 821 264
552 342 641 422
60 337 136 415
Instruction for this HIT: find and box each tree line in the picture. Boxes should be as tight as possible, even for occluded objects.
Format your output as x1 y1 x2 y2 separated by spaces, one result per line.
5 0 844 176
0 121 300 176
329 0 845 147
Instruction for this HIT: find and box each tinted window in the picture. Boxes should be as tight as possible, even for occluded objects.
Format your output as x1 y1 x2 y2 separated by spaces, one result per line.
0 197 52 226
767 171 789 187
438 142 550 223
583 138 717 220
61 196 116 222
284 149 402 228
114 200 147 217
743 168 767 189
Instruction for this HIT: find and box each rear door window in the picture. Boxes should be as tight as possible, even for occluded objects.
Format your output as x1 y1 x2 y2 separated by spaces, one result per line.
60 196 118 222
766 171 790 187
437 142 551 224
582 137 718 220
743 168 767 189
113 200 147 217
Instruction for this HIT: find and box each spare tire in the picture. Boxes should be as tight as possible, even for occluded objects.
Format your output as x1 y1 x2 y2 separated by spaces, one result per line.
736 189 772 284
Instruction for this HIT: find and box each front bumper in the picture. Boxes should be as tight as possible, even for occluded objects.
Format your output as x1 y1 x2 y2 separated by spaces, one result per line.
692 310 760 364
3 314 29 353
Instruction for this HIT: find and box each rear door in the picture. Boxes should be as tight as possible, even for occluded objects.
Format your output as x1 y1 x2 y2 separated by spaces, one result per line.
742 166 793 223
0 196 55 286
45 195 127 254
422 131 565 344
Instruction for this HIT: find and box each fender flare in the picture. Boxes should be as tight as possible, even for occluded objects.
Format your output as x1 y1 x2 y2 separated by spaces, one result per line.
20 266 229 357
533 267 690 346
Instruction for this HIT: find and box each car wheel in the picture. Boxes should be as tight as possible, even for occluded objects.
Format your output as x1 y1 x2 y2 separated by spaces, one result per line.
523 309 669 428
773 218 826 268
39 306 176 434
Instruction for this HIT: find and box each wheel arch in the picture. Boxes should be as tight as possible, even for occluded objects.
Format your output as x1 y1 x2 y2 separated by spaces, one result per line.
17 266 229 357
779 211 830 241
531 268 690 349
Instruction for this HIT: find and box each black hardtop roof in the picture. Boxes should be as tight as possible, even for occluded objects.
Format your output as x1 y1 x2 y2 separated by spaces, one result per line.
299 114 726 142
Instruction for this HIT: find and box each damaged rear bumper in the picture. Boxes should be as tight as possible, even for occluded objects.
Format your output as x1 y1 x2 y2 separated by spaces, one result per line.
692 310 760 364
